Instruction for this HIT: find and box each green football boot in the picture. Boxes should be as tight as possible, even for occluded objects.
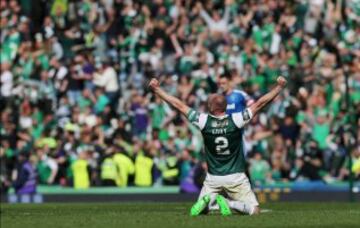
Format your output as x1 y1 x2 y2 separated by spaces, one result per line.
190 195 211 216
216 195 232 216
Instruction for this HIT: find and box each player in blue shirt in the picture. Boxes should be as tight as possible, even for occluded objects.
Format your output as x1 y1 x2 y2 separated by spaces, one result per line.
218 73 254 115
218 72 254 158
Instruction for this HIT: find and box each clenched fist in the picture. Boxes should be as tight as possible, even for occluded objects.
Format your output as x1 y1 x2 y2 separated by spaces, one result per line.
277 76 287 88
148 78 160 90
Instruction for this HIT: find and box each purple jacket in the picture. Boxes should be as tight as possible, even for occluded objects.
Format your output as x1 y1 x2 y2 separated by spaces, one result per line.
14 161 37 194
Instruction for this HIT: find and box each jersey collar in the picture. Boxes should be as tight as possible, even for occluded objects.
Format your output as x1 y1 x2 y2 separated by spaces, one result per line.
208 113 228 119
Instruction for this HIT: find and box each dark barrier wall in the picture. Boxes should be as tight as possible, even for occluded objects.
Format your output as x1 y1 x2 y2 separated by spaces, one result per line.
2 191 359 204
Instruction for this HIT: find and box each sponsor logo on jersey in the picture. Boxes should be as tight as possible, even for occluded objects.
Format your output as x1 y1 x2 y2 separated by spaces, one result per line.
211 120 228 128
211 121 218 127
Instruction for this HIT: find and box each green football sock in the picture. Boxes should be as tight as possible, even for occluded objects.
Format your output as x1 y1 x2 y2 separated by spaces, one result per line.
190 195 210 216
216 195 232 216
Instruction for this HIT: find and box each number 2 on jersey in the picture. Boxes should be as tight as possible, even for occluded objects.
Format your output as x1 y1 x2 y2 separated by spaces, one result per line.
214 137 230 155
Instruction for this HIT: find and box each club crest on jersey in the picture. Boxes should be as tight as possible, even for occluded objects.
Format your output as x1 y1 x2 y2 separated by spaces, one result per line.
227 103 235 110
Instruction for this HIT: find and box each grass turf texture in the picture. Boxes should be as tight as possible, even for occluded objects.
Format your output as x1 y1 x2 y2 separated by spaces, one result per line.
1 202 360 228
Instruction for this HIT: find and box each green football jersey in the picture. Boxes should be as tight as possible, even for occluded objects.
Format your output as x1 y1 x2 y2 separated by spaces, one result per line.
187 109 253 176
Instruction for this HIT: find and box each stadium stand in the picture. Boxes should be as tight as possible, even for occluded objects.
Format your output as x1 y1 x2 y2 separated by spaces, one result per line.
0 0 359 194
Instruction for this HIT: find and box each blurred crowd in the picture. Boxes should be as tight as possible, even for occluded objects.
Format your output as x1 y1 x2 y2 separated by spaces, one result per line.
1 0 360 193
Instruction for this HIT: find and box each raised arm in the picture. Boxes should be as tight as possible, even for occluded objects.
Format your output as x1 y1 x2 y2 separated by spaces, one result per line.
198 2 214 26
148 78 190 116
249 76 287 116
170 34 184 57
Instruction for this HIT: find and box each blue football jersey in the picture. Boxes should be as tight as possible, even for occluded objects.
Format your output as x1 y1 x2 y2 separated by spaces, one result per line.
225 89 253 158
225 90 253 115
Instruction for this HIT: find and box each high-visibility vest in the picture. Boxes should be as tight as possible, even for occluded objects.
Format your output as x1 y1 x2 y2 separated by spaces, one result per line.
134 154 153 187
353 158 360 174
113 153 135 187
163 168 179 179
162 156 179 180
101 157 118 181
71 159 90 189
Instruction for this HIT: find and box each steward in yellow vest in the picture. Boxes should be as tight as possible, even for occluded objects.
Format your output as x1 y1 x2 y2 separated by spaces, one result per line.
113 152 135 187
134 151 154 187
353 157 360 175
100 150 118 186
71 152 90 189
162 155 180 185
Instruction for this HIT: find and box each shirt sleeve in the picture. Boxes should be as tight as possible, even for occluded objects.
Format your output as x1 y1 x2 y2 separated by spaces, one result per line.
238 90 254 106
200 10 214 26
46 158 59 171
222 6 230 23
186 109 208 130
232 108 253 129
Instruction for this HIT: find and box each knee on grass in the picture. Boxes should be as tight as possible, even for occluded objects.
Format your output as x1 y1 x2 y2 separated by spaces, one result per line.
251 206 260 215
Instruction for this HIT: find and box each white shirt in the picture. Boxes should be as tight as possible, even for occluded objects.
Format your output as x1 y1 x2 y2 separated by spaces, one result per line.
270 32 281 55
1 70 13 97
200 7 230 33
93 67 119 92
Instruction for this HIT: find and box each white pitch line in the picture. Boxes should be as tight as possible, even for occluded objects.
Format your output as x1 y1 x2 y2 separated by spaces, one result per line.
260 209 273 213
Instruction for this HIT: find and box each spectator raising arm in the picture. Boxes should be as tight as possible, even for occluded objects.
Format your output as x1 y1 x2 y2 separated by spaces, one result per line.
148 78 190 116
170 34 184 57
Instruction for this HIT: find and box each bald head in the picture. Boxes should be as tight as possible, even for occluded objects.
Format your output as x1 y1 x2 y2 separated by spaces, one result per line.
207 94 227 116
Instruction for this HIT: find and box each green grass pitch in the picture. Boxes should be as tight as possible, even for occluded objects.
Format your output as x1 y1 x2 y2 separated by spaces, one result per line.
1 202 360 228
